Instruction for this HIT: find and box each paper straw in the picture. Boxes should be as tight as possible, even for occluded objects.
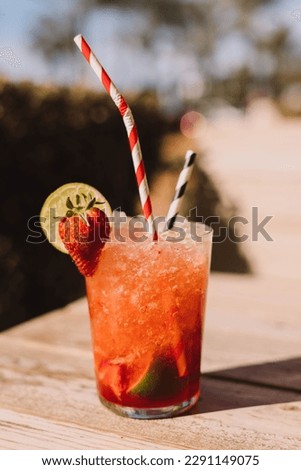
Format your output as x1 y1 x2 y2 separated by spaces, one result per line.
164 150 196 231
74 34 158 240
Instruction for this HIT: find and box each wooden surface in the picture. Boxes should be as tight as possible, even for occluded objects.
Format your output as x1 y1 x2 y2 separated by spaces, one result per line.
0 273 300 450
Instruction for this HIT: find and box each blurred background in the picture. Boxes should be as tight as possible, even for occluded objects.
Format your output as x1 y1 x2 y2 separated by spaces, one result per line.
0 0 300 330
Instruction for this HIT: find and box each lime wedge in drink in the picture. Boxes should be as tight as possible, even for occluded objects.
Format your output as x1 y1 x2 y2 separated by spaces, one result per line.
40 182 112 253
129 355 184 399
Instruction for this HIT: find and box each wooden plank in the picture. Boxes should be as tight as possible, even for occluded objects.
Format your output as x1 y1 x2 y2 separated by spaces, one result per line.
0 409 176 450
1 273 300 449
0 336 300 450
6 298 91 351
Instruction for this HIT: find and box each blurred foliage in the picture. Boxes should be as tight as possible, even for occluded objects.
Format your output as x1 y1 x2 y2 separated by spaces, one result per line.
33 0 274 56
31 0 298 110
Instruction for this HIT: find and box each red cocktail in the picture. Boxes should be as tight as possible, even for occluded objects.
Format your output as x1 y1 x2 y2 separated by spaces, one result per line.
85 221 212 418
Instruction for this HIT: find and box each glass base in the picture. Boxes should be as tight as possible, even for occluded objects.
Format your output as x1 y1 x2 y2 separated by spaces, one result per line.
99 392 200 419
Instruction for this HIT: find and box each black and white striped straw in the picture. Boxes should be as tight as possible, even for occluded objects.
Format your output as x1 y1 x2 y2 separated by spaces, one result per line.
164 150 197 231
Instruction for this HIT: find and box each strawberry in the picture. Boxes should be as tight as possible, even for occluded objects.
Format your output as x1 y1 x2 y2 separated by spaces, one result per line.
58 194 110 277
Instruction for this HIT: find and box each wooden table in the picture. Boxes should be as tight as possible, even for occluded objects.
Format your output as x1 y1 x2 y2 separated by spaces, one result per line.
0 273 300 450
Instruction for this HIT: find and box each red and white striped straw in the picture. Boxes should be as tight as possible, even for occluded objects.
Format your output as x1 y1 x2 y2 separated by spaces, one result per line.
74 34 157 240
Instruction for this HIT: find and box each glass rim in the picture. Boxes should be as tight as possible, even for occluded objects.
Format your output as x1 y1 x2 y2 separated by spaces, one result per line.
103 219 213 245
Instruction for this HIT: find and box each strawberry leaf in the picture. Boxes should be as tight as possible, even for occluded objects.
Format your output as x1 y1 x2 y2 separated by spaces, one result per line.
86 197 96 210
66 197 74 209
